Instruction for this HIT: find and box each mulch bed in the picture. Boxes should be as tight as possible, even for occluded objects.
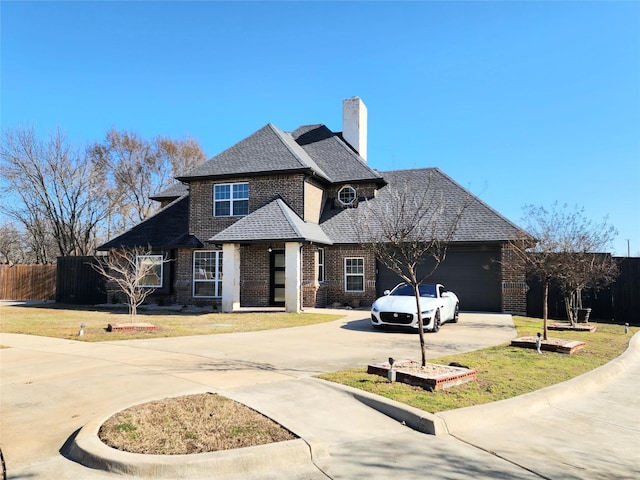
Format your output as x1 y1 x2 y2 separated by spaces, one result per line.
107 322 160 332
511 336 585 355
548 322 597 332
367 359 477 391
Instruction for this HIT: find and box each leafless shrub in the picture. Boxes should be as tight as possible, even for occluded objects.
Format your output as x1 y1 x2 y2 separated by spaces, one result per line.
355 172 472 365
91 246 170 322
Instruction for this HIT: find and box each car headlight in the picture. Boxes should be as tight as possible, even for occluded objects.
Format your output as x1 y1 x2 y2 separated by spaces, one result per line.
421 309 434 317
372 304 380 313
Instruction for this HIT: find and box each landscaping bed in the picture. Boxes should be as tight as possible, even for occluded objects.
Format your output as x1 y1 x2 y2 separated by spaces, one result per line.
367 359 477 391
548 322 597 332
99 393 296 455
107 322 160 332
510 336 585 354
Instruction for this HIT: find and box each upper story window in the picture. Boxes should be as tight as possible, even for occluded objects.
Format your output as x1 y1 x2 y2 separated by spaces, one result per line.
214 182 249 217
338 186 356 206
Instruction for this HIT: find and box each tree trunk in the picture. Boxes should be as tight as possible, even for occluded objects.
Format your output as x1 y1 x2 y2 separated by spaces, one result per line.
414 287 427 366
565 291 577 327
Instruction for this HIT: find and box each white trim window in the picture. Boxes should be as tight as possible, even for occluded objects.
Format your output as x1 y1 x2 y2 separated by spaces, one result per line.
338 186 356 206
344 257 364 292
137 255 163 288
214 182 249 217
193 251 223 297
318 247 325 283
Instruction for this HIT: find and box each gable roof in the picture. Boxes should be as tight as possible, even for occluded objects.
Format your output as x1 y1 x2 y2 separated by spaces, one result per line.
150 182 189 202
319 168 530 244
291 125 384 184
98 195 202 250
177 123 384 185
177 123 325 181
209 198 333 245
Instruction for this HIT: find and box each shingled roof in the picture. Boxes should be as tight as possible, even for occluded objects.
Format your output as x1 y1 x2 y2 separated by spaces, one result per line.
291 125 384 184
319 168 529 244
209 198 333 245
98 196 202 250
177 123 384 185
150 182 188 202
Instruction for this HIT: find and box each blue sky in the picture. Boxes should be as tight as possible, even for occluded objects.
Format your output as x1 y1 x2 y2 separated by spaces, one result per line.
2 1 639 256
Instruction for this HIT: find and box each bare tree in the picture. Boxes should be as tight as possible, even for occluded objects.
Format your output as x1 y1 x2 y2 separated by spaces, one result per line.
558 252 618 326
92 247 170 322
156 135 207 180
0 127 109 258
0 221 26 264
509 203 618 337
90 130 206 237
1 127 206 255
355 173 471 366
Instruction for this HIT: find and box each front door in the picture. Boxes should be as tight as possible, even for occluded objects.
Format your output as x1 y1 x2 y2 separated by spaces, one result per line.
270 250 285 306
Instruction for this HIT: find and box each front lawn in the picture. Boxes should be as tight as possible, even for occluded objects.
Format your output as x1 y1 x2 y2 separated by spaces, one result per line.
317 316 637 413
0 304 342 341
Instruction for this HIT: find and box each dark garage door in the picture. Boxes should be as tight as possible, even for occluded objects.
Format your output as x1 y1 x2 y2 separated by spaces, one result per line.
376 245 502 312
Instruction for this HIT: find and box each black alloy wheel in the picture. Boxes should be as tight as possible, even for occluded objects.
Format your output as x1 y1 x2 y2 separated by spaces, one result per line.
452 304 459 323
432 310 441 332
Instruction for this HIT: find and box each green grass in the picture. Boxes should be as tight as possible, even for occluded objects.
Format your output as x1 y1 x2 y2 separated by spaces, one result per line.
0 304 341 341
317 316 638 413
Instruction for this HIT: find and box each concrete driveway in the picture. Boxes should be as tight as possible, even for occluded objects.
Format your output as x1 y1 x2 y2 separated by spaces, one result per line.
1 308 638 479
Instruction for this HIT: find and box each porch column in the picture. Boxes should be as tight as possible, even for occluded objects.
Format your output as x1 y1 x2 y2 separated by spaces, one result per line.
285 242 302 313
222 243 240 312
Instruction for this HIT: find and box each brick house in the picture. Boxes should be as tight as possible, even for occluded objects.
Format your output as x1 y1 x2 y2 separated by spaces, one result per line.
99 97 530 314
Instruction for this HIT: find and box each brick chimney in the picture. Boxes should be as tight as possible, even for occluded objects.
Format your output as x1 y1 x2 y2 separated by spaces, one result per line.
342 97 367 162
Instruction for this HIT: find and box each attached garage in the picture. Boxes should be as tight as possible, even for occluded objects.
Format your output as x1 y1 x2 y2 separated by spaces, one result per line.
376 244 503 312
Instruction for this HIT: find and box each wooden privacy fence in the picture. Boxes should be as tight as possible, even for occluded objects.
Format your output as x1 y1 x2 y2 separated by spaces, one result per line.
0 264 57 301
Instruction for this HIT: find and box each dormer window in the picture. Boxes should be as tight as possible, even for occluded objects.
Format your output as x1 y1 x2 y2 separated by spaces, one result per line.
338 186 356 206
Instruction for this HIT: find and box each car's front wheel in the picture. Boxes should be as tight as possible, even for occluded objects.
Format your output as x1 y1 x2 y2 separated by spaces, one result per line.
431 310 441 332
452 304 459 323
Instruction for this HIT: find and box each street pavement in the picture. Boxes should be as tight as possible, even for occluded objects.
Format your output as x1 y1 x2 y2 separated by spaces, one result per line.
0 307 638 479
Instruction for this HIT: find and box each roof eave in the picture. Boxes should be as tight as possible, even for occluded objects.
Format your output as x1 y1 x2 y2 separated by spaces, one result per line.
176 167 314 183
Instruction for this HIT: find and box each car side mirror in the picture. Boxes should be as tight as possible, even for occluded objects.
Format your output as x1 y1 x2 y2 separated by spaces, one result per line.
384 290 391 296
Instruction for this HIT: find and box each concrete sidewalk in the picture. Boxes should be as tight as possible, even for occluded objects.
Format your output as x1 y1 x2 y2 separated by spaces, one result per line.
1 310 638 479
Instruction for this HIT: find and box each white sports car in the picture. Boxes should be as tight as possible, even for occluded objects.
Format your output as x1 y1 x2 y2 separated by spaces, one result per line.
370 283 459 332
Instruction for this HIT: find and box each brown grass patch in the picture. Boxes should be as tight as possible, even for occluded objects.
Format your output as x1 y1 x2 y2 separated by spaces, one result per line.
98 393 296 455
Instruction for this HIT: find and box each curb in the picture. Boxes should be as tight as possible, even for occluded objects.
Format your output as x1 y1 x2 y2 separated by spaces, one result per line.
64 331 639 477
65 392 317 479
319 379 448 435
320 331 639 437
436 331 640 435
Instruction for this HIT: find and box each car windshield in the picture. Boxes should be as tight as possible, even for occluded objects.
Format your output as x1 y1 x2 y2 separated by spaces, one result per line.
391 284 437 298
